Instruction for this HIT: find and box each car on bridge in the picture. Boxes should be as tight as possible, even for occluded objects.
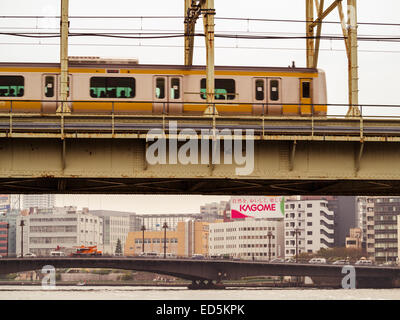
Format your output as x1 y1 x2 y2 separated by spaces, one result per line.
308 258 327 264
270 258 285 263
355 259 373 265
18 252 36 258
191 254 205 260
139 252 158 258
50 251 66 257
378 261 398 267
332 259 350 265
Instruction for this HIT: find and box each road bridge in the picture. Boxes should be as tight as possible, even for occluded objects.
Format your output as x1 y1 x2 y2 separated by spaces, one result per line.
1 105 400 195
0 257 399 289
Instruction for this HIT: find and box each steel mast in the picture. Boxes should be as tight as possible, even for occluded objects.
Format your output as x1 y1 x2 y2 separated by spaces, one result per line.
306 0 360 117
184 0 216 115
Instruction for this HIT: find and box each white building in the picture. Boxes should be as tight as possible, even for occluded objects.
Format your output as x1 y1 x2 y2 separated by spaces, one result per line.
284 199 334 258
16 211 103 256
201 201 229 221
22 194 55 210
136 213 202 231
398 215 400 264
208 219 285 260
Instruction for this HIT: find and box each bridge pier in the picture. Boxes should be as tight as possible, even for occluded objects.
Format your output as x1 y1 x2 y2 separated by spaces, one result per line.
187 279 226 290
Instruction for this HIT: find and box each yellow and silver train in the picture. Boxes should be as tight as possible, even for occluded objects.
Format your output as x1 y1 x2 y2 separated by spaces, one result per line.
0 57 327 115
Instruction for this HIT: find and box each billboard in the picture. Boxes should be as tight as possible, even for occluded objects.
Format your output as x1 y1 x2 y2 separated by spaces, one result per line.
231 196 285 219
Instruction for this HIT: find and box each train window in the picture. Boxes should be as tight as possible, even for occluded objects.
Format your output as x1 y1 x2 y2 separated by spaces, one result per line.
200 79 235 100
302 81 311 98
90 77 135 98
156 78 165 99
255 80 264 101
170 78 180 99
0 75 24 97
45 76 54 97
270 80 279 101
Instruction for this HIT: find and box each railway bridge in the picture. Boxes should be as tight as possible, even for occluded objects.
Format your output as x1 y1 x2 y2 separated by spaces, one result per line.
0 257 399 289
1 105 400 195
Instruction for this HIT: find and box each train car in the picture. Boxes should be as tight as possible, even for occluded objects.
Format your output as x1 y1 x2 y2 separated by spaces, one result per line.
0 57 327 116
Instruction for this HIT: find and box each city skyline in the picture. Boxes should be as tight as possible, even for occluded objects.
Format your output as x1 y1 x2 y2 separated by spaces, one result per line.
57 194 230 214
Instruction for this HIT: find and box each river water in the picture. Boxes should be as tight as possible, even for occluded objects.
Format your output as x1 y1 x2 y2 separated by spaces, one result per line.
0 286 399 300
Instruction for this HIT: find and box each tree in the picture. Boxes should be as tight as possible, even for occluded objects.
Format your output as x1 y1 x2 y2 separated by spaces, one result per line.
115 238 122 256
314 247 365 262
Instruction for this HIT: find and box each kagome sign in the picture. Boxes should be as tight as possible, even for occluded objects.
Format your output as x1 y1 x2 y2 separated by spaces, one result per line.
231 196 285 219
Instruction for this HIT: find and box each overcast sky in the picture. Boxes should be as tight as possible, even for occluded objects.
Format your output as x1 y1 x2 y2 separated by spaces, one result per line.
1 1 399 213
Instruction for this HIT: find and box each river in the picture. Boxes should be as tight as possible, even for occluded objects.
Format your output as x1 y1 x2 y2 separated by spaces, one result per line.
0 285 399 300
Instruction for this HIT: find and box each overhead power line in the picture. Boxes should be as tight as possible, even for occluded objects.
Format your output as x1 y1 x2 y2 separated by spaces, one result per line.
1 26 399 39
1 41 399 54
2 31 400 43
0 15 400 27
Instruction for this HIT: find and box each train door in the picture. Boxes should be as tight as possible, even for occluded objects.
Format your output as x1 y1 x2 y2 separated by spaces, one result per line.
252 78 266 115
42 74 58 113
252 78 282 115
300 78 312 115
267 78 282 115
153 76 183 114
41 74 72 113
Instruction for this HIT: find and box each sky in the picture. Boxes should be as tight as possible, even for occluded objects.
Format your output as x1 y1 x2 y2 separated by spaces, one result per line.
1 1 400 213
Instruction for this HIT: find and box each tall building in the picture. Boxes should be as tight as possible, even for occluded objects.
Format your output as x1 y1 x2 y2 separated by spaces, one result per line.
373 198 399 264
178 220 209 257
9 195 21 211
357 196 376 255
398 216 400 264
0 222 9 256
90 210 134 255
301 196 357 247
365 198 376 259
22 194 55 210
0 210 19 256
200 201 229 222
0 195 10 215
345 227 362 249
135 213 202 231
124 220 209 257
356 196 400 263
208 219 284 260
356 196 368 247
284 199 335 258
16 210 103 256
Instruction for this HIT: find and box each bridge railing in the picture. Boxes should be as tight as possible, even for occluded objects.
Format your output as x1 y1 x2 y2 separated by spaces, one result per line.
1 100 400 139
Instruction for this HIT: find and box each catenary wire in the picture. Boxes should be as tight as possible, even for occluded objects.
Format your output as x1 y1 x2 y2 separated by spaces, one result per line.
1 15 400 27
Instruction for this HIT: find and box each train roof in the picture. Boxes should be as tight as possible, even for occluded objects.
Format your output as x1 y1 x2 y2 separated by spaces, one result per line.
0 61 319 73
